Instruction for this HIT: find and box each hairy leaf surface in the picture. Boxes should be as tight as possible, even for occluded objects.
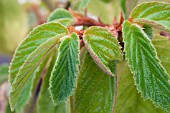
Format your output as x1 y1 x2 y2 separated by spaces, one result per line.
143 24 153 40
123 20 170 111
9 22 68 111
9 22 68 85
83 26 122 76
72 52 116 113
130 2 170 32
47 8 74 26
21 53 52 113
37 54 68 113
115 61 168 113
50 33 80 105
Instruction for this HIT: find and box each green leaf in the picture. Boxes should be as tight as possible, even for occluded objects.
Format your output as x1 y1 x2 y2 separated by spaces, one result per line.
152 36 170 75
123 20 170 111
0 63 9 84
9 22 69 111
9 22 68 85
115 36 170 113
143 24 153 40
120 0 138 19
21 53 53 113
15 73 35 113
72 51 116 113
47 8 74 26
130 2 170 32
6 102 16 113
49 33 80 105
83 26 123 76
115 61 168 113
37 54 68 113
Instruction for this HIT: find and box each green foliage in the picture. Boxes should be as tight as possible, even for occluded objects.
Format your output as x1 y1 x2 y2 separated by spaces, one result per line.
115 35 170 113
143 24 153 40
152 36 170 75
37 54 68 113
87 0 121 24
130 2 170 32
115 61 167 113
9 22 68 85
83 26 122 76
9 22 68 111
120 0 138 19
0 0 28 53
79 0 91 12
123 20 170 111
72 51 116 113
47 8 74 26
49 33 80 105
0 63 9 84
8 1 170 113
20 53 52 113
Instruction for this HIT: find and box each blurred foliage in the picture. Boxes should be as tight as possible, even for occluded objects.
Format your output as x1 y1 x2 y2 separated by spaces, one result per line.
0 63 9 85
71 0 121 24
0 0 28 54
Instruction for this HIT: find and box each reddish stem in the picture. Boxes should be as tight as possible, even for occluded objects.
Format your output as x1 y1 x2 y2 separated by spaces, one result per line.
69 8 108 27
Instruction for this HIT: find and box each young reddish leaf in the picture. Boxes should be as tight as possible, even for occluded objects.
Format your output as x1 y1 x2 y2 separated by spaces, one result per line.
83 26 123 76
130 2 170 32
123 20 170 111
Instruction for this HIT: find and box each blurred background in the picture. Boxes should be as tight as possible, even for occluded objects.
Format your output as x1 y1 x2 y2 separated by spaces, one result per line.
0 0 170 113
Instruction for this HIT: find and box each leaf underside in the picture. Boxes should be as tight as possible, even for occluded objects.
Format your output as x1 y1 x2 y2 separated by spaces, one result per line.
130 2 170 32
83 26 123 76
123 20 170 111
49 33 80 105
72 51 116 113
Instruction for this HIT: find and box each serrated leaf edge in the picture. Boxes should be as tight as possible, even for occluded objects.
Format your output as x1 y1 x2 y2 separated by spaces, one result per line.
49 33 80 105
130 1 170 32
9 22 69 111
47 8 74 23
8 21 68 85
123 20 170 111
83 26 123 76
9 35 62 111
